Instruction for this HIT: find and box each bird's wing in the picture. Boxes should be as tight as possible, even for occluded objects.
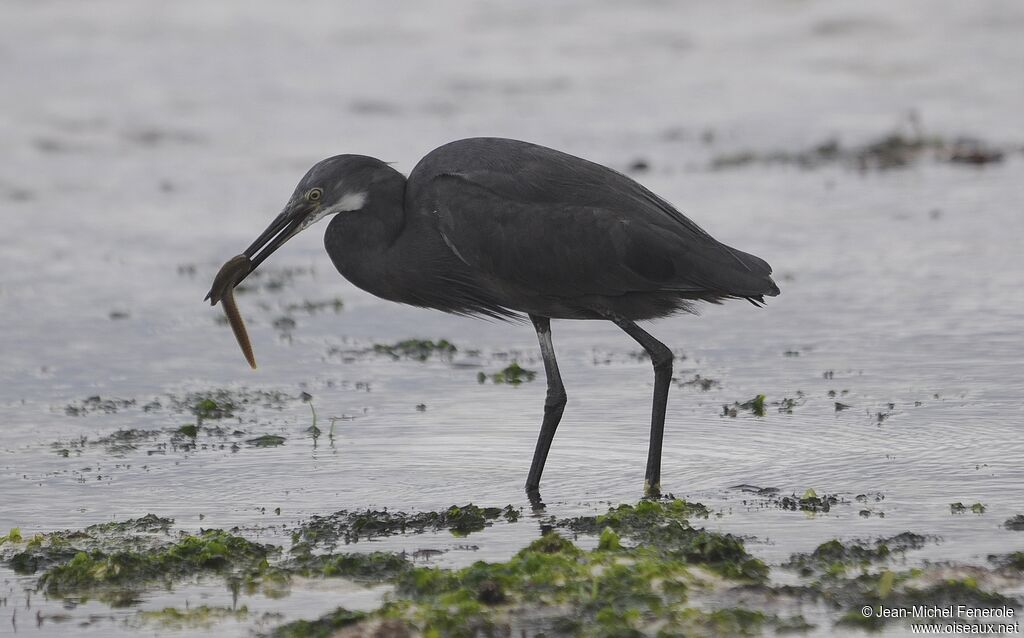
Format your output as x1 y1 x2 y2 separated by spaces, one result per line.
420 141 776 299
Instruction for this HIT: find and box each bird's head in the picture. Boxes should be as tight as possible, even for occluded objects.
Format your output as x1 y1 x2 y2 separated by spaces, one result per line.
204 154 395 305
241 155 389 273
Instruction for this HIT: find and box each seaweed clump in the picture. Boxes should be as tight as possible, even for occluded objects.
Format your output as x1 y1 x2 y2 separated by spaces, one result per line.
132 605 251 630
270 608 367 638
950 501 986 514
4 515 176 576
556 499 764 581
292 504 520 550
373 339 457 361
778 488 839 513
785 532 928 577
290 551 413 582
722 394 766 417
989 552 1024 571
1003 514 1024 530
277 499 802 637
37 529 276 596
64 396 136 416
478 362 537 385
709 129 1007 172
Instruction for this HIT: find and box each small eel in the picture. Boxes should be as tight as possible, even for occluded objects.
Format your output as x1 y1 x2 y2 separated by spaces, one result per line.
206 254 257 369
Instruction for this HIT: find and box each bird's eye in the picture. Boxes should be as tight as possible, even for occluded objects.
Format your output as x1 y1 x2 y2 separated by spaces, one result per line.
307 188 323 202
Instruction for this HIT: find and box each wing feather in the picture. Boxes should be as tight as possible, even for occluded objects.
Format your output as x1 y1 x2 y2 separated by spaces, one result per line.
410 138 778 300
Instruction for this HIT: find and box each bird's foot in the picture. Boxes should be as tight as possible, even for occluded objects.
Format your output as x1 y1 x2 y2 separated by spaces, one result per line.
525 486 546 511
643 479 662 499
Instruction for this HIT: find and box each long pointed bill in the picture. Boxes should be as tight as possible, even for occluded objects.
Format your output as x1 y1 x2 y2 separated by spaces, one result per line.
204 204 309 304
243 208 307 271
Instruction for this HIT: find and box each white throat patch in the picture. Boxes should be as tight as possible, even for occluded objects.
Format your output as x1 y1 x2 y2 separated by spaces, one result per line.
300 191 367 231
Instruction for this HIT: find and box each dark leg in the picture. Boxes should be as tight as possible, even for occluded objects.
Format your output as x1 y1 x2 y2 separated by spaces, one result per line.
525 315 567 495
604 314 673 497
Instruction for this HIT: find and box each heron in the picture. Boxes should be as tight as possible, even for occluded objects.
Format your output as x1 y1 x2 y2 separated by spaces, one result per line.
207 137 779 497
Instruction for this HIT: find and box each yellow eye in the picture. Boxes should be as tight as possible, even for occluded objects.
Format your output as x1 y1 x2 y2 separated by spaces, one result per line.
307 188 323 202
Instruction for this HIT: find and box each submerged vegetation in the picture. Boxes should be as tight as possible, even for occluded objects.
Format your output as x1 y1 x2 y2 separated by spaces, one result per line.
477 362 537 385
64 396 136 416
38 529 274 595
722 394 766 417
274 499 794 637
1004 515 1024 531
675 374 720 391
133 605 253 630
785 532 928 576
292 504 520 550
373 338 457 361
950 501 987 515
2 499 1021 636
778 488 840 513
709 127 1008 172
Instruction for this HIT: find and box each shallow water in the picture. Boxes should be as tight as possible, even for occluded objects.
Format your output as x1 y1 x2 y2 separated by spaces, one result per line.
2 1 1023 636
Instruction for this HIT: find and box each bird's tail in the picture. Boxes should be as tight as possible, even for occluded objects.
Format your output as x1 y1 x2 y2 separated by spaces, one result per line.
721 245 781 301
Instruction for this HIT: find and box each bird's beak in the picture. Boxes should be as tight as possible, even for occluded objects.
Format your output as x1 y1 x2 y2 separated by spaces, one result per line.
204 201 313 304
244 202 312 270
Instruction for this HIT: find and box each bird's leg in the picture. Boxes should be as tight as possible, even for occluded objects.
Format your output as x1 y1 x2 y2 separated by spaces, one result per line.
525 315 567 497
605 314 673 498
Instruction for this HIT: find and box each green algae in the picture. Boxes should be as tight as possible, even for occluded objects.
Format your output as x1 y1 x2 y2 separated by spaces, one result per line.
560 499 710 534
676 374 720 391
169 389 294 420
49 421 291 459
989 552 1024 571
708 129 1006 172
92 428 163 454
193 396 236 420
478 362 537 385
778 488 839 513
247 434 287 447
598 526 622 551
278 501 798 637
0 528 22 546
284 298 344 314
8 541 81 575
270 608 367 638
1006 553 1024 570
12 499 1020 637
86 514 174 534
268 501 780 635
37 529 275 595
722 394 766 417
557 500 766 582
786 532 928 577
774 393 806 414
950 501 986 514
387 531 683 636
292 504 519 549
290 551 413 582
373 338 457 361
64 396 136 416
1003 514 1024 530
777 534 1019 633
134 605 251 629
677 607 778 637
4 515 176 575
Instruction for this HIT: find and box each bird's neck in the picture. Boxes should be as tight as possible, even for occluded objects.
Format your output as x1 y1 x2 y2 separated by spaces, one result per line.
324 170 407 300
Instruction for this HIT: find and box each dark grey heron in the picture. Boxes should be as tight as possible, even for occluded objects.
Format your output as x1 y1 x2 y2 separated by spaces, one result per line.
207 137 779 497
